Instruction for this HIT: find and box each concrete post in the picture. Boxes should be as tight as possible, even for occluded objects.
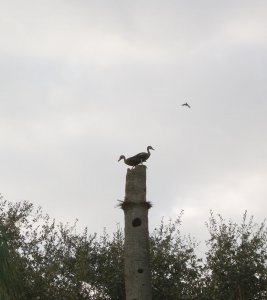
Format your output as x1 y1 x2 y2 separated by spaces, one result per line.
121 165 152 300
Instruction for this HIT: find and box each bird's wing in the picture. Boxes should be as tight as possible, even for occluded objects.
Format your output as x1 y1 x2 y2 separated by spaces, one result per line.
133 152 146 158
126 156 141 166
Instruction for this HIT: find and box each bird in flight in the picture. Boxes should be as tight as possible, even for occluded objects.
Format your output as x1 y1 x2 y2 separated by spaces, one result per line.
181 102 191 108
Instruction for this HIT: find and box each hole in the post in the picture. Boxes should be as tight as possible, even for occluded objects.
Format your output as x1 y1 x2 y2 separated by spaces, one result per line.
132 218 141 227
138 268 143 273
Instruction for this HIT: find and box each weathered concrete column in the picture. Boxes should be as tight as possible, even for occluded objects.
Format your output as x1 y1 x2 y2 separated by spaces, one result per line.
121 165 152 300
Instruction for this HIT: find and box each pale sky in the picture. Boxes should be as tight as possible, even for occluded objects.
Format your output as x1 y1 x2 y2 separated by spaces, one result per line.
1 0 267 250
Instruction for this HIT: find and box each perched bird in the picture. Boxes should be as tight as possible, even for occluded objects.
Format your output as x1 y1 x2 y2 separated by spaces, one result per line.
118 155 143 168
133 146 155 164
118 146 155 168
181 102 191 108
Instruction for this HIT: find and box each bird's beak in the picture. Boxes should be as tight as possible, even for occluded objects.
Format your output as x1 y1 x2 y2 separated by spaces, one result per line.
151 147 155 150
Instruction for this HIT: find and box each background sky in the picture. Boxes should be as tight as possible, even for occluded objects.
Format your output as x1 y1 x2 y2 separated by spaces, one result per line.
1 0 267 253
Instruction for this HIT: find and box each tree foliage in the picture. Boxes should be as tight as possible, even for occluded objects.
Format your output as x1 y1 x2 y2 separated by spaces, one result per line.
0 198 125 300
1 196 267 299
150 213 203 299
0 223 21 300
204 211 267 300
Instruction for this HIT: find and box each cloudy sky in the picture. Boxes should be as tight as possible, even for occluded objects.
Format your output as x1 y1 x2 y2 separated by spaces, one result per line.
1 0 267 250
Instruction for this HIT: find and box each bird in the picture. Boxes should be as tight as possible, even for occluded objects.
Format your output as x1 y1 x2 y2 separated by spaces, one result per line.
133 146 155 164
118 146 155 168
181 102 191 108
118 155 143 168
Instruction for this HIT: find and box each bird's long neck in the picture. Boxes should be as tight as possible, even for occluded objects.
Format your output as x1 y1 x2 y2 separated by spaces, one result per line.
147 147 151 156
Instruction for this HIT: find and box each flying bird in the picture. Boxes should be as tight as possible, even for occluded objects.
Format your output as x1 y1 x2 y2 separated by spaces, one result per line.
118 146 155 168
181 102 191 108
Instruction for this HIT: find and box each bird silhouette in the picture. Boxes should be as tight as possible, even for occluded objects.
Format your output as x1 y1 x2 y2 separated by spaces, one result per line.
181 102 191 108
118 146 155 168
132 146 154 164
118 155 142 168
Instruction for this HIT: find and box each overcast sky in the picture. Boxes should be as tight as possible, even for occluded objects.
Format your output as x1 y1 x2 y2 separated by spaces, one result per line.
1 0 267 251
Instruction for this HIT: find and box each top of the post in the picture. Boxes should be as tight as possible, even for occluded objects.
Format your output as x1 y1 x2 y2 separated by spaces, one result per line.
126 164 146 176
125 165 146 203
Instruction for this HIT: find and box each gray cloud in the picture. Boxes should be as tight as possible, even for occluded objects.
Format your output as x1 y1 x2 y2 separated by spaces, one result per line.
0 1 267 245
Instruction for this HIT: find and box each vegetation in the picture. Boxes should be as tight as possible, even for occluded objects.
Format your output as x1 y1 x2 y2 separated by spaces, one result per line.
0 195 267 299
203 211 267 300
